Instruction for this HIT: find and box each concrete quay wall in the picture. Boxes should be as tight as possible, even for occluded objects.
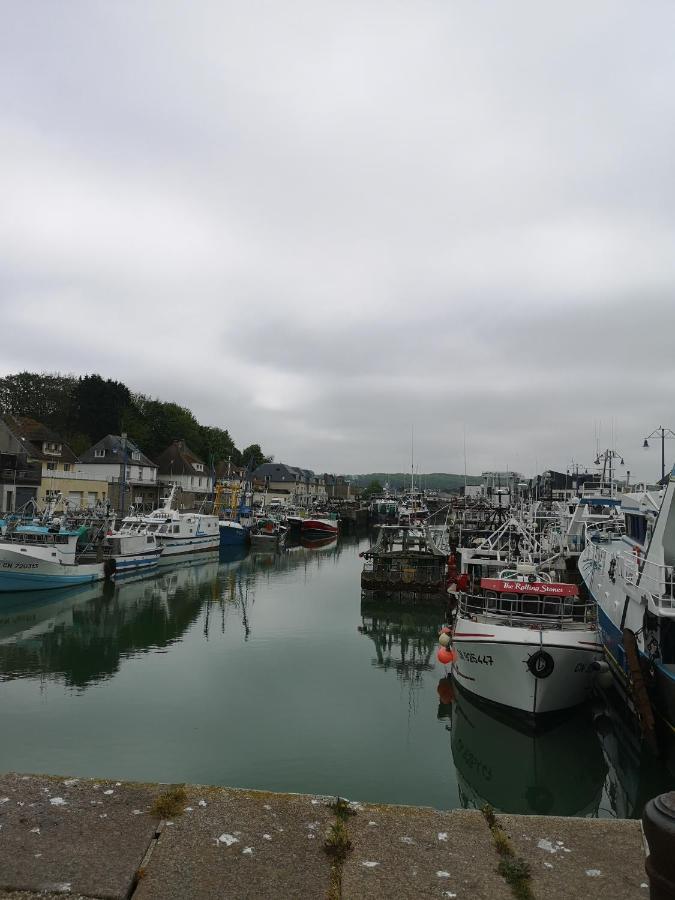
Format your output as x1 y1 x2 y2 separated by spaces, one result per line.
0 773 649 899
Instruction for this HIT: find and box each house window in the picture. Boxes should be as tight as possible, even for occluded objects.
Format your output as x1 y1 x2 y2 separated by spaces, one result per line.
63 464 71 472
94 449 105 458
132 451 140 461
46 462 56 471
194 463 204 472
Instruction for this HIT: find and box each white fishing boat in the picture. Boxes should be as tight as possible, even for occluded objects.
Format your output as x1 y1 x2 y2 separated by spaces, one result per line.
578 470 675 740
78 530 163 576
0 525 103 591
0 523 162 592
120 485 220 557
450 567 601 716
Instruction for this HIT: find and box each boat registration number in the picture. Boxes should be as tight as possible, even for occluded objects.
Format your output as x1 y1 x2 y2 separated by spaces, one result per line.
456 648 494 666
1 561 39 569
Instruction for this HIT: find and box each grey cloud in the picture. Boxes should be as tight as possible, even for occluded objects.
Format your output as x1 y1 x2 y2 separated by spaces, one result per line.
1 1 674 480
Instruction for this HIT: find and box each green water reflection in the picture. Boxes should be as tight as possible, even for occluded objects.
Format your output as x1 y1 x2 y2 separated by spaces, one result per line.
0 535 669 817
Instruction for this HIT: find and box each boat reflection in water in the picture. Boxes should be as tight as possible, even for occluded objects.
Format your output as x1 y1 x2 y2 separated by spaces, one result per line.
0 552 225 687
358 601 443 685
591 690 673 819
300 536 338 551
447 684 608 817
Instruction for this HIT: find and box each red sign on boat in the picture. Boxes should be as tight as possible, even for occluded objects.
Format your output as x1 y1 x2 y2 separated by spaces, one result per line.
480 578 579 597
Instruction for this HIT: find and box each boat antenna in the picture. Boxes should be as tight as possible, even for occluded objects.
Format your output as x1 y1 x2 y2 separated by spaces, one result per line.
463 425 467 496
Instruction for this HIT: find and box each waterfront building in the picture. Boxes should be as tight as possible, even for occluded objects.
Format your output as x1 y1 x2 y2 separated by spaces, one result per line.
155 440 214 509
323 474 353 499
0 417 41 512
251 463 327 506
1 415 108 512
78 434 159 513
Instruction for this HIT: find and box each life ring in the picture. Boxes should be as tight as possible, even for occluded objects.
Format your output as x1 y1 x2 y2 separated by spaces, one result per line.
527 650 554 679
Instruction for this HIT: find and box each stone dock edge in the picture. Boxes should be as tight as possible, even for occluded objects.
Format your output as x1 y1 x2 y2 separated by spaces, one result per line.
0 773 649 899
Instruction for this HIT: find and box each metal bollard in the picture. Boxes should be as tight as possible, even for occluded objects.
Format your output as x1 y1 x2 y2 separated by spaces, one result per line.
643 791 675 899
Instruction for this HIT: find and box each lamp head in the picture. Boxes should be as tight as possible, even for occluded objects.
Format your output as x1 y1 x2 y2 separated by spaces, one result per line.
643 439 650 449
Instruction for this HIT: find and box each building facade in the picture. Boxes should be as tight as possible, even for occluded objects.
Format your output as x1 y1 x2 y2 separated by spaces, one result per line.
251 463 326 505
155 440 213 509
2 415 109 512
0 417 41 512
78 434 159 513
323 474 353 499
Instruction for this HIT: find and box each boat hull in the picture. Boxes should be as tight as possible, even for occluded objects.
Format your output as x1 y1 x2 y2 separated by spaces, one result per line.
156 534 220 556
301 519 338 537
250 534 280 549
451 619 601 715
111 551 162 575
0 544 104 591
218 521 248 547
579 537 675 734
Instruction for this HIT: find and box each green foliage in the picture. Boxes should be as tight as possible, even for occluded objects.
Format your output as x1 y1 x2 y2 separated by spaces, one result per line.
150 785 188 818
69 374 131 442
129 398 201 460
199 425 240 467
481 804 534 900
0 371 77 431
0 370 267 470
323 818 352 860
240 443 267 470
361 479 384 498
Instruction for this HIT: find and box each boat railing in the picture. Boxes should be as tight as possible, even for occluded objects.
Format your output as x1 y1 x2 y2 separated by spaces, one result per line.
456 591 596 630
1 530 72 545
588 540 675 612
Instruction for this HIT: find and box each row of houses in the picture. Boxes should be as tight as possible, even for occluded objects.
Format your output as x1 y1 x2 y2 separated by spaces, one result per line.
0 415 353 514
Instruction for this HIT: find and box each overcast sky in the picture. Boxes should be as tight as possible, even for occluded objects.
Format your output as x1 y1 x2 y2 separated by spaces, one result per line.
1 2 674 480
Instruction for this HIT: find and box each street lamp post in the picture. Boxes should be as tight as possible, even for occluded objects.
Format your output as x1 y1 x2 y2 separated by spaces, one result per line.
643 426 675 484
119 432 128 516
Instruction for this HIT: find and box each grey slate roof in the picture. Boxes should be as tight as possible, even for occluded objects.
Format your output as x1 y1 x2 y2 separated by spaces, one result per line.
80 434 157 468
2 415 79 463
252 463 318 483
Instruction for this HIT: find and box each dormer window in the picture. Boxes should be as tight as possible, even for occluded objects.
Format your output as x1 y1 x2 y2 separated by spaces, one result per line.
132 451 140 461
194 463 204 472
43 441 62 455
94 449 106 458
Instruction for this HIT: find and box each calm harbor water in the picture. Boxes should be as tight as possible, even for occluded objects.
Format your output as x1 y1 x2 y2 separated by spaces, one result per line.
0 533 669 818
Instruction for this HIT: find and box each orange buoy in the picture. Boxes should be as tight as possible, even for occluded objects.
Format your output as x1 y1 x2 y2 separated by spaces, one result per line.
436 647 455 666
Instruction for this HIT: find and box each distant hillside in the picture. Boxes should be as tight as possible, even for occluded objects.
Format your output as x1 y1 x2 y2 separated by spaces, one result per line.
348 472 482 492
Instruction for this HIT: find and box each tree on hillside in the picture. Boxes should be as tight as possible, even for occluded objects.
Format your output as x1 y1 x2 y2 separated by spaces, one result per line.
0 372 77 432
125 397 202 460
362 479 384 498
199 425 241 467
240 443 269 470
69 375 131 444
